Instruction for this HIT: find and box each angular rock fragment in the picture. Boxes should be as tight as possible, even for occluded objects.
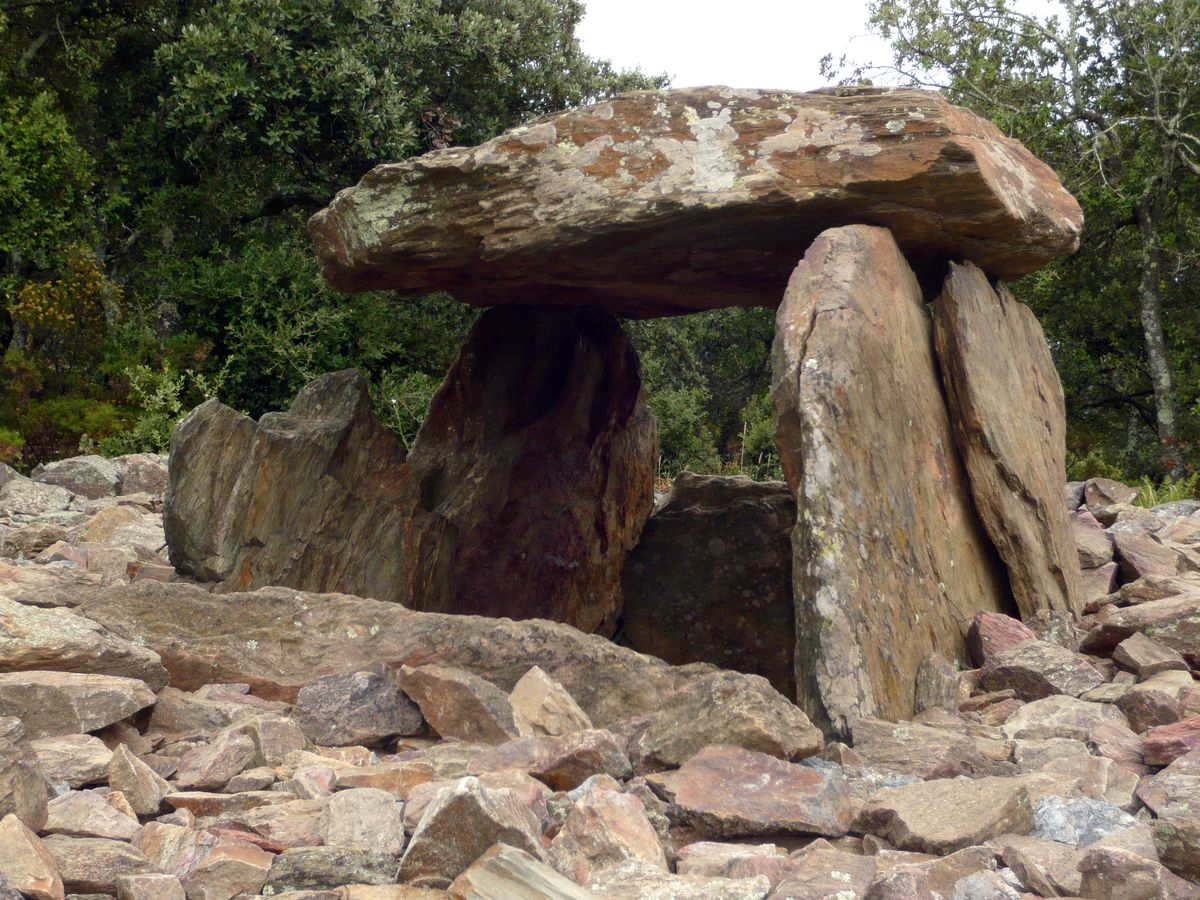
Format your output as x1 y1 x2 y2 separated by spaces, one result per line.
627 671 822 773
849 717 988 779
967 612 1037 667
646 745 852 838
397 777 544 888
1078 846 1198 900
1144 716 1200 766
934 262 1083 618
107 744 170 816
508 666 592 739
40 835 153 894
468 730 631 791
774 845 878 898
1082 590 1200 661
310 87 1082 313
0 716 49 830
1001 695 1128 742
980 639 1104 700
31 456 119 500
29 734 112 789
620 473 796 696
397 664 518 745
770 225 1013 732
293 665 424 747
263 847 397 893
1074 509 1115 568
44 790 141 841
0 671 155 739
1114 632 1190 679
450 844 597 900
586 859 771 899
0 814 63 900
179 839 275 900
115 872 185 900
1030 796 1135 847
549 786 667 883
855 776 1034 854
319 789 404 856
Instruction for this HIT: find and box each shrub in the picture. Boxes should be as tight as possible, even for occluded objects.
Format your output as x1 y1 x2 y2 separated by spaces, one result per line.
0 427 22 466
17 396 130 464
97 363 224 456
1134 473 1200 509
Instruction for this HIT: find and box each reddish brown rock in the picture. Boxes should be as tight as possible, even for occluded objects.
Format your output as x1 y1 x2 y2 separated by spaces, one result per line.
620 473 796 697
934 262 1083 618
508 666 592 739
1078 846 1198 899
770 225 1013 733
395 306 656 634
1081 590 1200 660
1144 716 1200 766
107 745 170 816
29 734 112 789
333 759 434 799
41 835 154 894
849 717 989 779
1119 687 1184 733
0 815 63 900
645 745 852 838
76 581 702 726
0 716 49 831
980 639 1104 700
310 87 1081 315
1114 632 1191 678
0 671 155 739
1085 478 1140 509
468 729 631 791
1002 695 1128 742
549 786 667 883
449 844 595 900
968 612 1037 667
116 873 185 900
1074 510 1115 568
43 790 140 841
855 776 1034 854
396 664 517 745
319 789 404 856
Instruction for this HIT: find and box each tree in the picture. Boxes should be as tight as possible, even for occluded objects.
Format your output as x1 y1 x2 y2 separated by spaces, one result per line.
842 0 1200 475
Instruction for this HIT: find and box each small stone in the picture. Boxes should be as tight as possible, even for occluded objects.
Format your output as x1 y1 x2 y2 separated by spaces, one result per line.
914 653 960 713
967 612 1036 667
107 744 171 816
0 672 155 739
293 665 424 747
1078 846 1199 900
549 785 667 883
645 745 852 838
1114 632 1190 678
1144 716 1200 766
1001 695 1128 741
1118 686 1184 733
509 666 593 739
115 873 185 900
397 776 544 888
175 727 257 791
1073 509 1115 567
0 814 63 900
0 716 49 830
855 776 1035 854
849 717 988 779
264 847 398 893
981 639 1104 700
29 735 112 789
396 665 518 745
40 835 153 894
468 729 631 791
449 843 596 899
319 789 404 856
44 791 141 841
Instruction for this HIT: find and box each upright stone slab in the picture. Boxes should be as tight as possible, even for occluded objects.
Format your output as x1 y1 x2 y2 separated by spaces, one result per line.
933 263 1083 618
621 473 796 696
770 224 1013 734
396 305 656 635
164 369 411 594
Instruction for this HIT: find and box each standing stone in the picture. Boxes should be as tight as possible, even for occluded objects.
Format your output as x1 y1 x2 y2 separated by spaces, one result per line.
396 305 656 634
933 261 1084 618
770 224 1013 733
620 473 796 696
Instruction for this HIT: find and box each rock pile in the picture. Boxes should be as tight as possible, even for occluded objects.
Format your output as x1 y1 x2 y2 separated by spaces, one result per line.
160 85 1093 730
4 465 1200 897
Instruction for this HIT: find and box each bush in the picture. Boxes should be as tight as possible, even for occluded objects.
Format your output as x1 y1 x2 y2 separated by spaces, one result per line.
0 427 22 466
17 396 130 464
1134 473 1200 508
97 363 224 456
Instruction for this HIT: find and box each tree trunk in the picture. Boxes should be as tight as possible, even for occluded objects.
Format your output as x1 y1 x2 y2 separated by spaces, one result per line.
1135 196 1186 474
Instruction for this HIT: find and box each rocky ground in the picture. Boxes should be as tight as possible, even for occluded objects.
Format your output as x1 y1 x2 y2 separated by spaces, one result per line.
3 456 1200 898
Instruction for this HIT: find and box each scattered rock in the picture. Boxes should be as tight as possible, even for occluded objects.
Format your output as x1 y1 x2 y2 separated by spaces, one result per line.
967 613 1037 667
469 729 631 791
980 639 1104 700
1001 695 1128 742
0 814 63 900
1078 845 1198 900
263 847 397 893
32 456 119 500
1030 796 1136 846
0 671 155 739
549 786 667 883
1144 716 1200 766
450 843 597 900
107 745 170 816
43 790 141 841
396 665 518 745
29 734 112 789
40 835 153 894
319 789 405 856
0 716 49 830
508 667 593 739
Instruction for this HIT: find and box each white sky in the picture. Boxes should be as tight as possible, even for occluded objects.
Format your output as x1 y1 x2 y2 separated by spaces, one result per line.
576 0 895 92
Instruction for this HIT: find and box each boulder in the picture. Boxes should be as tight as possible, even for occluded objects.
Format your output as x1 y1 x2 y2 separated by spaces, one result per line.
508 666 592 739
31 456 119 500
1073 509 1115 568
966 612 1037 667
1085 478 1140 509
848 717 989 780
319 789 404 856
1001 695 1128 742
0 716 49 830
0 671 155 739
292 664 424 747
1081 590 1200 660
1030 796 1136 847
43 790 141 842
29 734 112 789
309 87 1082 315
0 465 72 520
770 224 1013 733
110 455 168 496
1113 632 1191 678
549 786 667 883
979 639 1104 700
0 596 167 689
75 581 701 725
262 847 397 893
620 473 795 696
933 262 1083 618
107 745 170 816
1077 846 1198 900
40 835 153 894
0 814 63 900
468 730 631 791
395 305 656 634
645 745 852 838
396 664 517 745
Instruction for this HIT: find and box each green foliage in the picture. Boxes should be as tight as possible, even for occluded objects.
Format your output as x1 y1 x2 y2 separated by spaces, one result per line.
371 369 441 452
1066 449 1128 483
0 427 22 466
97 363 224 455
1133 473 1200 509
17 397 131 463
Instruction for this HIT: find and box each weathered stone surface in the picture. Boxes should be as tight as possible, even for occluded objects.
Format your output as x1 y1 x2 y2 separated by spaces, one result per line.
508 666 592 739
980 639 1104 700
44 790 141 841
264 847 397 893
1119 685 1184 733
914 653 961 713
469 730 630 791
116 872 185 900
1078 846 1199 900
774 845 879 898
1030 796 1135 846
319 789 404 856
31 456 119 500
855 776 1034 854
175 725 257 790
620 473 795 696
627 671 822 773
934 262 1082 618
107 745 170 816
0 465 72 520
450 844 596 900
1144 716 1200 766
849 717 988 779
29 734 112 789
0 814 63 900
333 759 434 799
1154 815 1200 884
770 224 1013 733
41 835 153 894
149 684 289 741
1114 631 1191 679
1086 478 1140 509
967 612 1037 667
1083 590 1200 662
0 671 155 739
294 665 424 748
309 87 1081 316
1074 509 1115 568
110 454 168 496
549 786 667 883
0 596 167 689
394 306 655 634
674 842 786 881
0 716 49 830
397 777 544 889
180 839 274 900
397 665 517 745
77 581 700 725
1001 695 1128 742
646 745 852 838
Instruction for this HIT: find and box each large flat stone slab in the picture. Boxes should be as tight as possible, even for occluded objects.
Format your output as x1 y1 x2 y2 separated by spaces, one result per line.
309 87 1082 317
770 224 1014 734
934 262 1083 618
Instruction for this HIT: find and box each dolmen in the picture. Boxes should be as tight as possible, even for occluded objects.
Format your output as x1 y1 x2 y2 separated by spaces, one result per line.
165 86 1086 737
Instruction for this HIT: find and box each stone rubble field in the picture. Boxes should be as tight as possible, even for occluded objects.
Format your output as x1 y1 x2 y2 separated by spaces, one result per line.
2 455 1200 899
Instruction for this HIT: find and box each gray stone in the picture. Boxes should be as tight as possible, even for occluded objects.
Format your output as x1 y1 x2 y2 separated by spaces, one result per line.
293 664 424 747
1031 796 1136 847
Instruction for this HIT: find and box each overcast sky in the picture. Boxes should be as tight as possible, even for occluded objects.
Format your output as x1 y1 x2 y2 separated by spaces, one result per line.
576 0 895 92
